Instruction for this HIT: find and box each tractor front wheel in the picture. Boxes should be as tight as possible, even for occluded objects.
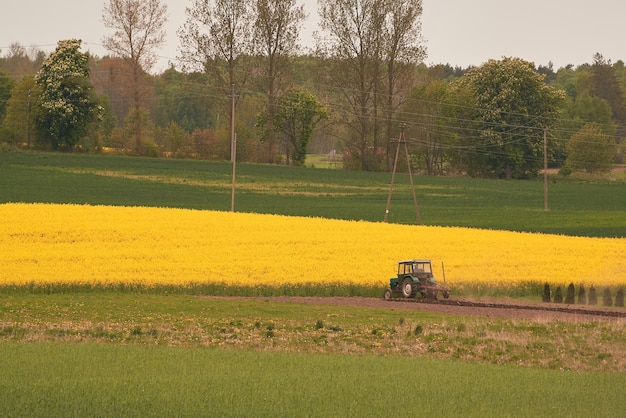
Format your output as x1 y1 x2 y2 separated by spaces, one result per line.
401 278 414 298
384 288 392 300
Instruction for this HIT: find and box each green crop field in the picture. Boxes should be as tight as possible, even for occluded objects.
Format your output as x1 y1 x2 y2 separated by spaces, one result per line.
1 151 625 237
1 150 625 417
2 342 625 417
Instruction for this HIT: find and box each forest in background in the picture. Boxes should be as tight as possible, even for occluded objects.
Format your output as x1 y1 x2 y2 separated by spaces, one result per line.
0 0 624 178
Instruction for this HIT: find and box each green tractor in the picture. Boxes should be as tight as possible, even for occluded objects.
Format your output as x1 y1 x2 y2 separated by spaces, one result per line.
384 259 450 300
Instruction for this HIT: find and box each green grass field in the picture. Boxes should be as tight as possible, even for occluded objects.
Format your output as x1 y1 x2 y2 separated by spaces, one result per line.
1 150 625 416
1 151 625 236
2 342 625 417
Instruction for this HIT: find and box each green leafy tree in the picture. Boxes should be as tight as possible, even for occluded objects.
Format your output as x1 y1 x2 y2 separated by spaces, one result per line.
153 68 215 132
2 76 41 148
590 53 626 131
400 80 459 175
259 88 328 165
0 69 15 125
82 93 116 152
455 57 565 179
565 122 615 174
35 39 100 150
563 93 615 135
552 64 579 100
159 121 190 156
555 93 615 167
121 106 155 153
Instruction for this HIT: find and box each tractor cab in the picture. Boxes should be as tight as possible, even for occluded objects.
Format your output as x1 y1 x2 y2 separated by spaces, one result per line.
399 260 433 280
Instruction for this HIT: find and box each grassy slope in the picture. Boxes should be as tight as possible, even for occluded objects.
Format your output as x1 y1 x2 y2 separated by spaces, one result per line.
1 151 625 237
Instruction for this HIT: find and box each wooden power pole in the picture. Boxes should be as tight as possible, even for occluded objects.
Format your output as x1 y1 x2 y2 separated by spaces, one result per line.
543 128 548 212
384 126 422 224
230 83 236 212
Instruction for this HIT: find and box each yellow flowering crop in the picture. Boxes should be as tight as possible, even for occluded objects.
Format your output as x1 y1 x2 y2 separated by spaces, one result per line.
1 203 624 288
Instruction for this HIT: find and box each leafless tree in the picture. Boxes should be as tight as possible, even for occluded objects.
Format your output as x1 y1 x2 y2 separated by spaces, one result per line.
1 43 46 78
178 0 255 109
317 0 425 171
318 0 386 171
381 0 426 169
254 0 305 162
102 0 167 153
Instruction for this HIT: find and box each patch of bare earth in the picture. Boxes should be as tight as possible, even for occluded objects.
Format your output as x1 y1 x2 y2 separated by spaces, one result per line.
217 296 626 322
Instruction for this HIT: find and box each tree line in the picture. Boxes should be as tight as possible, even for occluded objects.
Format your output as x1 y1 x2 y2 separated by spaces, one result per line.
0 0 624 178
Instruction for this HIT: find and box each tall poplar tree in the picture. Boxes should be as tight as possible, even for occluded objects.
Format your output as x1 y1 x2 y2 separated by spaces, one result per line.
254 0 305 163
317 0 425 171
102 0 168 153
318 0 386 171
590 53 626 135
178 0 256 159
178 0 255 105
381 0 426 170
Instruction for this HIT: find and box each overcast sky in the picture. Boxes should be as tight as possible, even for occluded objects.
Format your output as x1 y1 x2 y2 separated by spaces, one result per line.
2 0 625 73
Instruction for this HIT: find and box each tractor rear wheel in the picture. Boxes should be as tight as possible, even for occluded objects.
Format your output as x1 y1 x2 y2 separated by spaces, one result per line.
401 278 414 298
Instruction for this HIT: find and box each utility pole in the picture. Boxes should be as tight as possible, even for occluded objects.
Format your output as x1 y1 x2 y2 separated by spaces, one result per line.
230 83 236 212
543 128 548 212
384 125 422 224
26 91 32 150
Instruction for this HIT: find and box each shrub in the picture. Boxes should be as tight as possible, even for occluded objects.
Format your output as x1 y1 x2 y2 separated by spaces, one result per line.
553 286 563 303
565 283 576 304
558 165 572 176
615 288 624 307
542 283 551 303
603 288 613 307
577 284 586 305
588 286 597 305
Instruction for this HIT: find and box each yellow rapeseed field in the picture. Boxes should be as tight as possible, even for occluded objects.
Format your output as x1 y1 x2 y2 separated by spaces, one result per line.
1 203 624 288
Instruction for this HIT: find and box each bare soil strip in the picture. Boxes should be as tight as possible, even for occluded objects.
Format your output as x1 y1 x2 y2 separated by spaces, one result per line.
224 296 626 321
394 297 626 318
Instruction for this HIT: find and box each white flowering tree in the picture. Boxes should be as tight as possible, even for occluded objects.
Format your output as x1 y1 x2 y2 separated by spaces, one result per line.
35 39 99 150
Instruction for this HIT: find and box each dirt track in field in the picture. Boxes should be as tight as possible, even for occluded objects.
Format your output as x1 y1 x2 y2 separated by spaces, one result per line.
232 296 626 322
